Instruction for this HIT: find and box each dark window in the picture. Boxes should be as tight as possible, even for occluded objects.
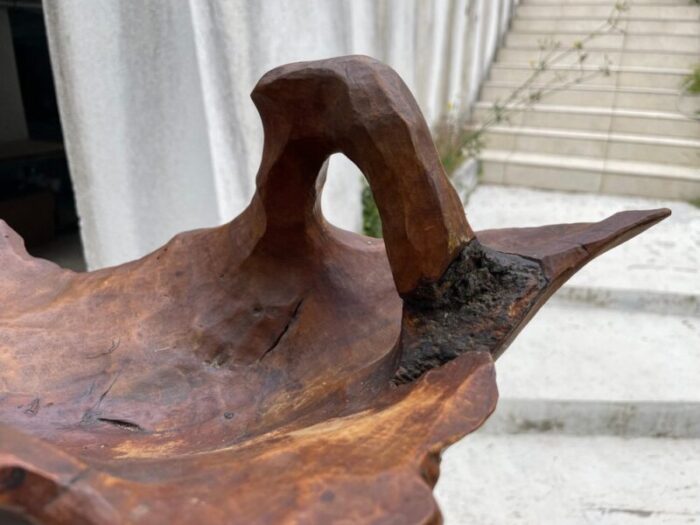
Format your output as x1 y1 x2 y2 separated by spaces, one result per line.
0 3 85 270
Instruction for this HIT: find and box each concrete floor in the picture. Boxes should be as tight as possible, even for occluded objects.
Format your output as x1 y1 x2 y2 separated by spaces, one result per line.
436 434 700 525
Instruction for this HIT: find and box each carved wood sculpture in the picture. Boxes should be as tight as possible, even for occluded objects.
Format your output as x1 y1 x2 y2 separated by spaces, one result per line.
0 56 670 524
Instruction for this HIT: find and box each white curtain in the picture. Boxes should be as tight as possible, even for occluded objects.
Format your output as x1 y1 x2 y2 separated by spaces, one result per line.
43 0 511 269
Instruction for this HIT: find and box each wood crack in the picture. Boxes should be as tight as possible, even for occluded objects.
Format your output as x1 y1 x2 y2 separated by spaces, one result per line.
259 299 304 362
97 417 144 433
86 338 120 359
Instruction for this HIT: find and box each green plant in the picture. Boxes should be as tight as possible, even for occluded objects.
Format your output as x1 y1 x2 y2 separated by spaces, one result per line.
434 1 628 176
678 64 700 119
361 182 382 238
682 65 700 95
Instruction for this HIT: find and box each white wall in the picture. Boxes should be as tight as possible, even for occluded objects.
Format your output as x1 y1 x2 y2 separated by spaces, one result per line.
43 0 514 269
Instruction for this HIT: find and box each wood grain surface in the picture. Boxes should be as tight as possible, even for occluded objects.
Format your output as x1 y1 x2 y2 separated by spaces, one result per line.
0 56 670 524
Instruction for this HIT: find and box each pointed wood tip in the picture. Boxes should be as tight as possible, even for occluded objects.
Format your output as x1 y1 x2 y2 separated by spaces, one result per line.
477 206 672 283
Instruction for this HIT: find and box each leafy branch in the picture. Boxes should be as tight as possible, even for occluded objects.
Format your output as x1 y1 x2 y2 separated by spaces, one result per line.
434 1 629 175
678 64 700 120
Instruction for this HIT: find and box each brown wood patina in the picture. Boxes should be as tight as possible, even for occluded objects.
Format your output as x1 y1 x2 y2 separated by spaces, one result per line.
0 56 669 524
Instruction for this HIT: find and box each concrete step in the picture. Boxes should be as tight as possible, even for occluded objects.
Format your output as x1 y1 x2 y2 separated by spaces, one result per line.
467 185 700 302
496 47 698 69
483 399 700 438
512 17 700 35
480 299 700 445
552 286 700 318
482 126 700 167
436 434 700 525
481 81 695 113
492 300 700 403
488 64 690 91
474 102 700 140
505 32 700 53
523 0 692 4
516 4 700 19
479 149 700 199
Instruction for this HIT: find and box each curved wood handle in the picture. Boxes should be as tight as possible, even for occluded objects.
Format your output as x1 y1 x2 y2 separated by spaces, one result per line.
249 55 474 295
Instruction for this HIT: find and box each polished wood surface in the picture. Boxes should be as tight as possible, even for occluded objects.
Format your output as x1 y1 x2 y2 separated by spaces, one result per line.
0 56 669 524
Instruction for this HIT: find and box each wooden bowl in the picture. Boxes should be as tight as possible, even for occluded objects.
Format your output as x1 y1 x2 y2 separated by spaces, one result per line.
0 56 669 524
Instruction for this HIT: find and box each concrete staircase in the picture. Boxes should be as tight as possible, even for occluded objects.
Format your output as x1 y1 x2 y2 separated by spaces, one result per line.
439 6 700 520
435 184 700 524
476 0 700 200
